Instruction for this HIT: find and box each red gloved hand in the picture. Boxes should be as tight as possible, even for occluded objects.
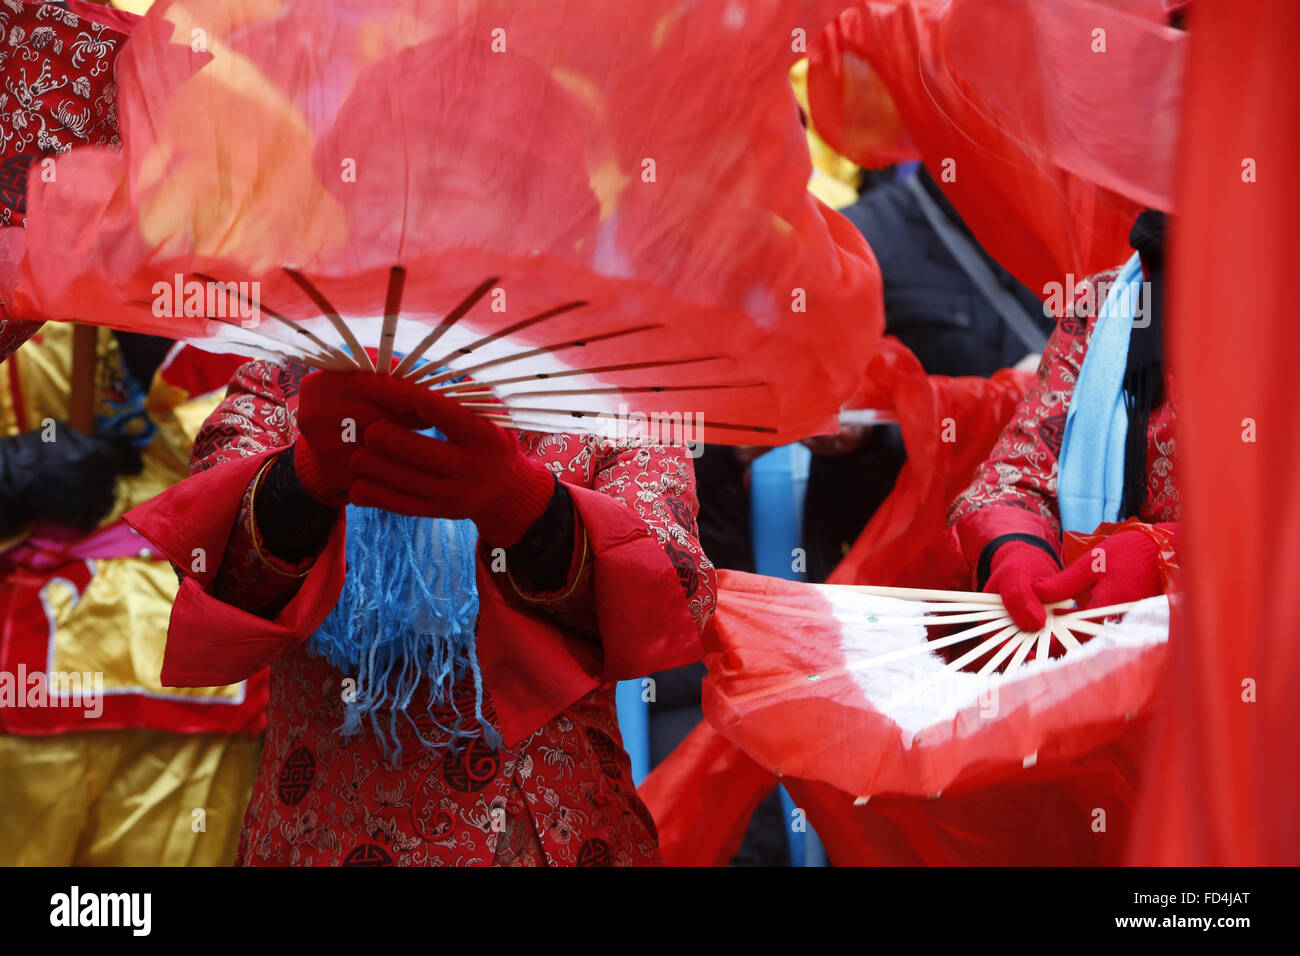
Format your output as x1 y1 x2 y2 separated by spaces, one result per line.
1033 529 1162 612
983 540 1062 631
350 385 557 547
292 370 424 506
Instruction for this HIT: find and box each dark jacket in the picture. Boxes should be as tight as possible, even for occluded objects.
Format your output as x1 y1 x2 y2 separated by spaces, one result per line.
804 169 1054 582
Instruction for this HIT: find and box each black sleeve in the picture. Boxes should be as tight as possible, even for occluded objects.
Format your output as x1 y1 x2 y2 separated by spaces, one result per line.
254 445 340 563
0 426 117 537
505 478 574 593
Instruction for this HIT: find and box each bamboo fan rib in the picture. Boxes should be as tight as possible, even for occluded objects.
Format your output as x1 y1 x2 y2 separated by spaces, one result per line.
433 355 724 393
375 265 407 373
283 267 377 371
191 272 356 371
411 323 660 388
837 584 1144 679
407 300 592 385
719 586 1152 711
183 266 785 438
390 275 499 378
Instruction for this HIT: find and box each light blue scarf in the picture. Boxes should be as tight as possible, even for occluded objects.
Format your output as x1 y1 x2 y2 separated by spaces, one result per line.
306 469 497 763
1057 252 1143 533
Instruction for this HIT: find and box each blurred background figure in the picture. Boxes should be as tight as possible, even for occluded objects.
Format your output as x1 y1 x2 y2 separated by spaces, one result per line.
0 321 262 866
802 164 1053 583
641 99 1055 857
0 0 263 867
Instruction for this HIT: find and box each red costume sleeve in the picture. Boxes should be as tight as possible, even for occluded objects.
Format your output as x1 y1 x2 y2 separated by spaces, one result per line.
947 269 1120 572
477 437 716 741
198 361 332 619
123 360 348 686
126 361 715 744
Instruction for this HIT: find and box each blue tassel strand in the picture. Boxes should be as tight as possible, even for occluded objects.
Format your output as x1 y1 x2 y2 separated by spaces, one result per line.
306 497 497 764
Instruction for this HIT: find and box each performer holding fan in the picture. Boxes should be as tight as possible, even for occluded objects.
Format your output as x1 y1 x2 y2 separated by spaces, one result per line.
945 3 1188 618
128 357 715 866
951 208 1178 633
18 0 880 865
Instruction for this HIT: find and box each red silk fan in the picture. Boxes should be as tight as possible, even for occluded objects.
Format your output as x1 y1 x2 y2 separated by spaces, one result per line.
807 0 1186 293
704 553 1173 799
8 0 883 445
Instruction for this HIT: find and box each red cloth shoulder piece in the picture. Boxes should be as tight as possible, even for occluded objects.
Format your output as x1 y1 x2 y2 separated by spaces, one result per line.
124 448 348 687
568 483 703 679
478 481 704 745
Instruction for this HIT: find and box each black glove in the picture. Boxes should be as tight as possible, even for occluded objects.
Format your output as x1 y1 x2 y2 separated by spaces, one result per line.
0 423 118 537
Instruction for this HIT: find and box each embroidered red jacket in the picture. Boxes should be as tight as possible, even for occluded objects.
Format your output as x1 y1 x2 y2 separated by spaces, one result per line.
0 318 37 363
0 2 138 363
126 359 716 866
949 266 1180 568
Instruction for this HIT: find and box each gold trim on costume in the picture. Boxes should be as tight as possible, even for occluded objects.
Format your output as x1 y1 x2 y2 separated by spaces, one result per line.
248 452 314 579
507 527 591 604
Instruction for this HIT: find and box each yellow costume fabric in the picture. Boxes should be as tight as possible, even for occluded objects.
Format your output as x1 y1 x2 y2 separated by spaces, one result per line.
0 325 261 865
0 730 261 866
0 324 244 703
790 59 861 210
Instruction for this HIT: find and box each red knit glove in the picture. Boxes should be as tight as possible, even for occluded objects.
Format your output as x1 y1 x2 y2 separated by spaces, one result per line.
1034 529 1162 611
292 371 424 506
983 541 1061 631
350 386 556 547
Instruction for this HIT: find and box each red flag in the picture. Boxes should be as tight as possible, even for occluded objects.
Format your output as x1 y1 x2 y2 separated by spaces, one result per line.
1130 0 1300 865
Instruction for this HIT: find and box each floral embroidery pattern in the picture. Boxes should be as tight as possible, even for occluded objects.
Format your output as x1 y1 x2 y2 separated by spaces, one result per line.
0 5 129 347
193 358 715 865
951 267 1180 539
0 3 123 169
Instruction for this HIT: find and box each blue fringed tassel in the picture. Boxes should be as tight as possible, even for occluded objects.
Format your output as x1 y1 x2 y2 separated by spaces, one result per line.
307 502 498 763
